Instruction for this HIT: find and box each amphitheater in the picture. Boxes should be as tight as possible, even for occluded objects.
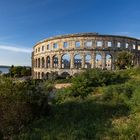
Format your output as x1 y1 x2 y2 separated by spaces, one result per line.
32 33 140 79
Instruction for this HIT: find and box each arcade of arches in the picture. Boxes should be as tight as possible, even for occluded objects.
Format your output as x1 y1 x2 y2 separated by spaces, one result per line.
32 33 140 79
33 51 128 79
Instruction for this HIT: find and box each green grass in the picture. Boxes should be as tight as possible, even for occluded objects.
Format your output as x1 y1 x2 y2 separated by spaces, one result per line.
11 68 140 139
15 97 130 140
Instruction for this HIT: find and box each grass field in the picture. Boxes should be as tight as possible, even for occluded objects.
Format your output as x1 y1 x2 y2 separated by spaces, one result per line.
13 68 140 140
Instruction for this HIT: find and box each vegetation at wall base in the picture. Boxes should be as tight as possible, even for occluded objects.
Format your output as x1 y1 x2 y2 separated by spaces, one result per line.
8 65 31 78
115 51 134 69
1 68 140 139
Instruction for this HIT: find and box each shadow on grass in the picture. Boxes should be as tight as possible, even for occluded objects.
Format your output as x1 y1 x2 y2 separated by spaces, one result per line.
18 99 129 140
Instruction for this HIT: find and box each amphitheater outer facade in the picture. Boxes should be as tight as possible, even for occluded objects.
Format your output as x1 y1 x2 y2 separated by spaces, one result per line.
32 33 140 79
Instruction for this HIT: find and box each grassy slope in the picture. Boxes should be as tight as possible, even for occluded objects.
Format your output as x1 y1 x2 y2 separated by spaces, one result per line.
16 68 140 140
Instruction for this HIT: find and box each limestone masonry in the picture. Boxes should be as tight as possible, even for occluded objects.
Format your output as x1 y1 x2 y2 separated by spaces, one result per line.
32 33 140 79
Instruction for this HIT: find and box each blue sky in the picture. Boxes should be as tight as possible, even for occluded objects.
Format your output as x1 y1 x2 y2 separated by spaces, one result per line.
0 0 140 66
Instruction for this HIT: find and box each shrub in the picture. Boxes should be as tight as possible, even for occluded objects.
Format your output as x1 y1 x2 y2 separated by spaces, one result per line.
110 113 140 140
102 83 134 105
70 69 130 98
0 78 50 139
115 51 133 69
129 87 140 112
52 88 72 104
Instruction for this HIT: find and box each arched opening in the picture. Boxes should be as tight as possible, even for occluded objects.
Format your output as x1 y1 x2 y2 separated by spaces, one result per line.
138 55 140 66
38 58 40 68
53 55 58 68
41 57 45 68
46 56 50 68
49 72 58 80
95 54 102 68
42 72 44 79
35 59 37 68
60 72 70 78
74 54 82 69
61 54 70 69
35 72 37 79
46 72 50 79
133 55 137 66
38 72 40 79
106 54 112 70
85 54 92 68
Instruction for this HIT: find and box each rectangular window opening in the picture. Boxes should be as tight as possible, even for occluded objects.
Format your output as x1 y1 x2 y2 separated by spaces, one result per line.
75 41 81 48
86 41 92 47
97 41 103 47
53 43 58 49
108 41 112 47
63 42 68 48
117 42 121 47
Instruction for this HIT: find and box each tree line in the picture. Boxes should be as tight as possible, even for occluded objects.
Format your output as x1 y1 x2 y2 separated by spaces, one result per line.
4 65 31 77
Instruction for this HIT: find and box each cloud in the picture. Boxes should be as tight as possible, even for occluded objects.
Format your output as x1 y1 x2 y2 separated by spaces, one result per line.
0 48 31 66
111 32 140 38
118 32 131 35
112 31 132 36
0 45 32 53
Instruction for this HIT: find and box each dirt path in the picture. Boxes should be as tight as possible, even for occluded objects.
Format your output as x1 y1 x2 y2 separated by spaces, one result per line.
54 83 71 89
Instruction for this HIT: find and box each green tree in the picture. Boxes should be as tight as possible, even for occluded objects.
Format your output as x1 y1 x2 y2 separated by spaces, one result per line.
21 67 31 76
9 66 31 77
115 51 133 69
9 65 14 77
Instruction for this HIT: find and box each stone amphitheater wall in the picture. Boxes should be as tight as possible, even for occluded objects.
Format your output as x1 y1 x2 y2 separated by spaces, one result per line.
32 33 140 79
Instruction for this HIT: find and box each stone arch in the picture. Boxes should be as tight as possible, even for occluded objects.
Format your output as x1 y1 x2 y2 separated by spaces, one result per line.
132 54 137 66
41 57 45 68
95 53 102 68
38 72 40 79
45 72 50 79
85 54 92 68
35 59 37 68
35 72 37 79
138 55 140 66
106 54 112 70
61 53 70 69
49 71 58 80
38 58 40 68
52 55 58 68
41 72 44 79
60 72 70 78
46 56 50 68
74 54 82 69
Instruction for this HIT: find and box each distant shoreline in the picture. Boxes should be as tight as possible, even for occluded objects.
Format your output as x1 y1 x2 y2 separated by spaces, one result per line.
0 65 10 68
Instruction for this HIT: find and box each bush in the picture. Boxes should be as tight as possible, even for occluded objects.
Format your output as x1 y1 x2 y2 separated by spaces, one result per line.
71 72 93 98
129 87 140 113
52 88 72 104
70 69 129 98
0 99 33 138
102 83 134 105
0 78 50 139
115 51 133 69
109 113 140 140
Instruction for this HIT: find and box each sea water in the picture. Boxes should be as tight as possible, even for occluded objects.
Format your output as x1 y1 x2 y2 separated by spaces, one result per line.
0 67 10 73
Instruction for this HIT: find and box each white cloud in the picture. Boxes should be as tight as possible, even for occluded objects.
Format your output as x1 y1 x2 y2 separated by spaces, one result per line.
0 45 32 66
0 45 32 53
0 49 31 66
112 32 140 38
113 32 132 36
119 32 131 35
